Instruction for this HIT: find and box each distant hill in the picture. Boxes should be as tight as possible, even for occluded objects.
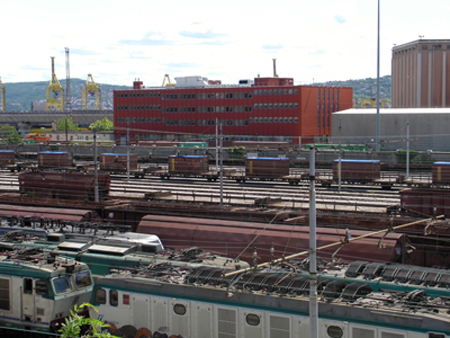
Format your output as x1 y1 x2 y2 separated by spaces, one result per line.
1 76 391 111
2 79 130 111
315 75 392 102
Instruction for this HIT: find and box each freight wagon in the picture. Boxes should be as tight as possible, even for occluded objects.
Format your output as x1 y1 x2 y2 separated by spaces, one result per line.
37 151 73 169
100 152 138 172
18 171 111 201
136 214 406 264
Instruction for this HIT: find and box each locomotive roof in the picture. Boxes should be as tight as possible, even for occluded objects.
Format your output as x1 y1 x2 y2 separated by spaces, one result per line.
95 261 450 332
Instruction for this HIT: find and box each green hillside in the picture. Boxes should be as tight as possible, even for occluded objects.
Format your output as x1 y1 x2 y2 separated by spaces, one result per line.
2 79 130 111
1 76 391 111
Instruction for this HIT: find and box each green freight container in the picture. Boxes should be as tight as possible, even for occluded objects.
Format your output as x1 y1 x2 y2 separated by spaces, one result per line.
178 142 208 148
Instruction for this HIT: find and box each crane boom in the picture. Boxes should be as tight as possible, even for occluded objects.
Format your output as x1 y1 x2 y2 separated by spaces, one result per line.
82 74 102 110
46 56 64 111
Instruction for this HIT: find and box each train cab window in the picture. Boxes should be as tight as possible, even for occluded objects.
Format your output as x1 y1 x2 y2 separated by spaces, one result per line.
94 289 106 304
327 326 343 338
53 276 73 295
24 278 33 294
35 281 49 296
110 290 118 307
173 303 186 315
245 313 260 326
0 278 10 311
429 334 445 338
75 271 92 288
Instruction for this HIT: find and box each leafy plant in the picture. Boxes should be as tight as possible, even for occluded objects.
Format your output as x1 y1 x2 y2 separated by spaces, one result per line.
59 303 119 338
56 117 79 131
0 125 22 144
90 117 113 131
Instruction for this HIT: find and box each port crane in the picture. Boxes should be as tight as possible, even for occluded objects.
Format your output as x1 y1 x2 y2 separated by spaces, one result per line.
355 98 391 108
46 57 64 111
82 74 102 110
162 74 175 87
0 77 5 112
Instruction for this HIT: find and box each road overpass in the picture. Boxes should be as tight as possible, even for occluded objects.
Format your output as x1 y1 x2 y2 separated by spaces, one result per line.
0 110 113 127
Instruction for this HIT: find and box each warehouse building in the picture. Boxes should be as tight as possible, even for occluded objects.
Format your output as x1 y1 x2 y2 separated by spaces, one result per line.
113 76 353 145
331 108 450 151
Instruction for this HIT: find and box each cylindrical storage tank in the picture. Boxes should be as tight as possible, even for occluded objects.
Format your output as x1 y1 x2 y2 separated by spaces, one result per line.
432 162 450 185
37 151 73 169
332 159 380 182
0 150 15 167
168 155 209 175
100 153 138 171
245 157 290 178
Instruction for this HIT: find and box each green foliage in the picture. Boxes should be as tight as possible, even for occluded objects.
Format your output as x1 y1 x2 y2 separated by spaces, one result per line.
56 117 79 131
0 125 22 144
396 149 435 164
59 303 119 338
90 117 113 131
225 146 246 159
315 75 392 102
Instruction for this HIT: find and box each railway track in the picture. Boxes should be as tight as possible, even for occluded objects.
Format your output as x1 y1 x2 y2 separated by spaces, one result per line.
0 171 400 214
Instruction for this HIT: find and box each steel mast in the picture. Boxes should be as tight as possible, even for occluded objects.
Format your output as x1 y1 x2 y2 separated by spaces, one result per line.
65 47 72 113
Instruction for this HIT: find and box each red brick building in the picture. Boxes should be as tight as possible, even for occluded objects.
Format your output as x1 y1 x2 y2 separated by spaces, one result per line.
392 39 450 108
113 76 353 145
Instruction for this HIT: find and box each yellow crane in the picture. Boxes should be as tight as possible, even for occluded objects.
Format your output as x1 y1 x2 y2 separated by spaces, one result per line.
46 57 64 111
82 74 102 110
162 74 175 87
355 98 391 108
0 77 5 112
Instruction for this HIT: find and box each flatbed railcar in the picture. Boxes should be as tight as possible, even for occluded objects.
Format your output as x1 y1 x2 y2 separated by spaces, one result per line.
0 247 93 337
90 260 450 338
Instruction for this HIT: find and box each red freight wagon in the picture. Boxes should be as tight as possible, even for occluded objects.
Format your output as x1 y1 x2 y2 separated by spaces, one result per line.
0 150 15 167
400 188 450 218
332 159 380 183
432 162 450 185
18 171 111 201
37 151 73 169
137 214 404 264
168 155 209 175
245 157 290 178
100 153 138 171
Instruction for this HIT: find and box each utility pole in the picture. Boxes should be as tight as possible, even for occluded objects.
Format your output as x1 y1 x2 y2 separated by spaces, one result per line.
93 128 99 203
65 47 72 114
309 147 318 338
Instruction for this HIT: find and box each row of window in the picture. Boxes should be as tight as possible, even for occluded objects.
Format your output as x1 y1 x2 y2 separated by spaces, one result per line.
116 102 299 112
116 88 302 99
318 88 340 101
135 134 294 142
116 117 299 125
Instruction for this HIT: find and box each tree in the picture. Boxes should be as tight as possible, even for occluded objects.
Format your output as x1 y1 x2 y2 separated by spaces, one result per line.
59 303 119 338
56 117 79 131
0 125 22 144
90 117 113 131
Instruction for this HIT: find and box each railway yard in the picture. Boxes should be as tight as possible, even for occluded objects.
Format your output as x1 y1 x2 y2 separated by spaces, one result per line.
0 150 450 337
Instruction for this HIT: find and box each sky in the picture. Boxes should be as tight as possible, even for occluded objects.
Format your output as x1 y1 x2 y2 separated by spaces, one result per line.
1 0 449 87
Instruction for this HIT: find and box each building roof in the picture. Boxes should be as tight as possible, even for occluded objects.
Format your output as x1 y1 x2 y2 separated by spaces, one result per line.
335 108 450 115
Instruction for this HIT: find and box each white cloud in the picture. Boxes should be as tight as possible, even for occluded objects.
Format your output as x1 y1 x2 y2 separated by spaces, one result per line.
1 0 449 86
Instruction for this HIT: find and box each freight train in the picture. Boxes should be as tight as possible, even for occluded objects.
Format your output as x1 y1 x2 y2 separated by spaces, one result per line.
90 259 450 338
